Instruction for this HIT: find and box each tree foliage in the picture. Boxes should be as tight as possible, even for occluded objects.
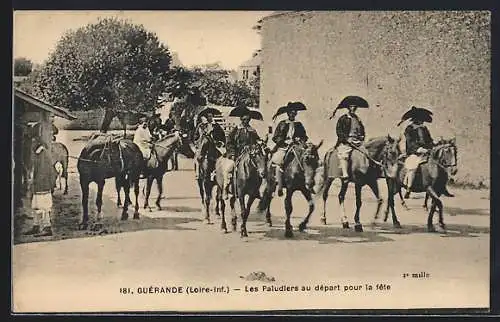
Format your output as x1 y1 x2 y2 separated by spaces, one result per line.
30 18 172 112
14 57 33 76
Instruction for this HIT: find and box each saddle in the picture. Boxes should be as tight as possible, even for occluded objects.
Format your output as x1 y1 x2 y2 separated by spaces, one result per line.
325 146 370 179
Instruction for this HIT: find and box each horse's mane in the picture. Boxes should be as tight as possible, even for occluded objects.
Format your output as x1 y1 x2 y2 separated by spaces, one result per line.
364 136 395 159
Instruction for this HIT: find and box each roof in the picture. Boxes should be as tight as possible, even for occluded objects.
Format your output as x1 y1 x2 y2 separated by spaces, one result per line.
14 88 77 120
239 51 262 68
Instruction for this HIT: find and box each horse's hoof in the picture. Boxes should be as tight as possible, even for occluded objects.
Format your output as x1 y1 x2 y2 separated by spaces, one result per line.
393 222 402 229
240 230 248 238
133 213 140 220
320 218 327 225
284 230 294 238
266 220 272 227
121 214 128 221
428 225 437 233
156 206 162 211
439 223 446 231
205 219 211 225
298 222 307 232
354 224 363 232
342 222 350 229
78 222 88 230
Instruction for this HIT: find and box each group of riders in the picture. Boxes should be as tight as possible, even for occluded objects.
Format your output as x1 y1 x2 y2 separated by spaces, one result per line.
132 96 445 199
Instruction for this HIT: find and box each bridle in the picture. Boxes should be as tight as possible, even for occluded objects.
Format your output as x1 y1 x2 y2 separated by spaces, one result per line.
431 142 457 169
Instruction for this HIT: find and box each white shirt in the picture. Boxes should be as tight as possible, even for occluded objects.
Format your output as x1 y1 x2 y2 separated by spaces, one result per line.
133 124 152 148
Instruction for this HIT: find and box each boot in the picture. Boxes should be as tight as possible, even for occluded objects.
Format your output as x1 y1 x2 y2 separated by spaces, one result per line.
339 158 349 180
276 166 284 197
404 170 415 199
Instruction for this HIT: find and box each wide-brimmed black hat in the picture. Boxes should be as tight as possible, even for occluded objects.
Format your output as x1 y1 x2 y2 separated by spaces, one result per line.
229 104 263 120
337 96 369 109
197 106 222 118
272 101 307 120
398 106 433 125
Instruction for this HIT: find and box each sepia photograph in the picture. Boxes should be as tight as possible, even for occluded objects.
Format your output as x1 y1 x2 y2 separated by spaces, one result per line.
11 10 491 313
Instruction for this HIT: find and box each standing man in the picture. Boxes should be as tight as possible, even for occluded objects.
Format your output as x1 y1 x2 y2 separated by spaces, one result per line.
270 102 308 197
24 138 55 237
333 96 368 182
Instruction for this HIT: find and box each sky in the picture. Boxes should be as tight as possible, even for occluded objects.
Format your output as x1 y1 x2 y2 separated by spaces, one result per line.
13 11 272 70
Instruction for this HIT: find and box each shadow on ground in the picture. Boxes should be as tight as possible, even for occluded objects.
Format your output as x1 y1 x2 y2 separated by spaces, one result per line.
13 177 202 245
445 206 490 217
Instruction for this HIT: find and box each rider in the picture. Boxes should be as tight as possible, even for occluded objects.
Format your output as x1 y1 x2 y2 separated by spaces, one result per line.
399 106 434 199
133 116 154 163
225 104 263 199
270 102 309 197
334 97 367 182
192 108 226 179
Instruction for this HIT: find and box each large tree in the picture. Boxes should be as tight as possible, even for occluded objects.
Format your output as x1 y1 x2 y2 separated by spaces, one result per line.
31 18 172 114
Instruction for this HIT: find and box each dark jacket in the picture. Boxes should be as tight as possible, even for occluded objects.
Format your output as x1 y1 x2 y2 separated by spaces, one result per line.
272 120 308 148
33 145 55 193
335 113 365 147
226 125 261 159
193 121 226 147
404 123 434 155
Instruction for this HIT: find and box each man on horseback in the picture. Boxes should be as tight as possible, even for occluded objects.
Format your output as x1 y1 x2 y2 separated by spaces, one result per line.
225 104 263 199
270 102 308 197
193 107 226 179
133 116 154 163
398 106 435 198
332 96 369 182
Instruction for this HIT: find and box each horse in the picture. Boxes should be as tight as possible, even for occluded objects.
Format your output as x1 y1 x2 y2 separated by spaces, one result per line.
77 133 144 229
317 137 390 232
385 138 458 232
258 140 323 238
141 131 183 211
196 133 223 224
215 142 268 236
51 142 69 195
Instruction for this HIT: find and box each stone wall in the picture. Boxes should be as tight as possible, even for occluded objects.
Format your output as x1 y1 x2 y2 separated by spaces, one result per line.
260 11 490 187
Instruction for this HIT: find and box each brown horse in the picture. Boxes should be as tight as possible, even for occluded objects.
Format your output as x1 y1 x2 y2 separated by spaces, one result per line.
317 138 387 232
142 131 184 211
215 142 268 236
196 133 222 224
383 138 458 232
77 134 144 229
258 140 323 238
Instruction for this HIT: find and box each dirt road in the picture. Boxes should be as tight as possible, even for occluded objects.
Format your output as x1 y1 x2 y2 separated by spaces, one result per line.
12 131 490 312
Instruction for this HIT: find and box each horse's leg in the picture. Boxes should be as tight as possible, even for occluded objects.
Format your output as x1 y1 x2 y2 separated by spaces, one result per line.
133 176 140 219
155 175 163 210
238 194 248 237
121 179 130 221
398 184 409 210
115 177 122 208
298 187 314 232
144 176 154 211
383 178 391 222
321 177 334 225
219 189 227 233
79 178 90 229
353 183 363 232
204 181 212 224
264 188 273 227
423 192 430 211
387 180 402 228
426 187 442 232
215 186 221 217
63 175 68 195
284 189 294 238
242 195 257 237
339 180 350 229
367 179 384 224
230 195 237 232
96 180 105 221
197 178 205 209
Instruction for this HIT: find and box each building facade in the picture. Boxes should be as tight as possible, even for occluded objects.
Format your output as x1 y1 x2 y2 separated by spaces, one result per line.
259 11 490 187
237 50 261 86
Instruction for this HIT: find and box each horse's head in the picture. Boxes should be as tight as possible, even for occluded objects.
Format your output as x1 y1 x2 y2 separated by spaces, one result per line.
302 140 323 191
382 135 402 178
246 143 268 178
432 137 458 176
199 132 221 160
